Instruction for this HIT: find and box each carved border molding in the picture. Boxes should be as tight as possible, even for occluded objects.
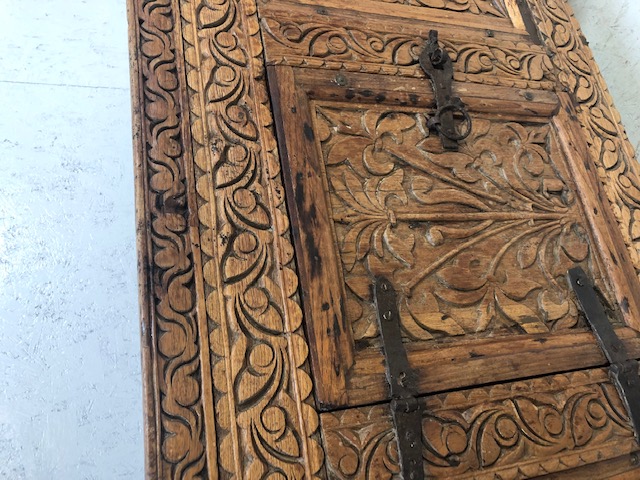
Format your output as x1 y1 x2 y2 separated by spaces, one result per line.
179 0 323 478
365 0 509 17
129 0 210 477
530 0 640 275
130 0 322 477
129 0 640 477
321 369 635 479
259 13 555 90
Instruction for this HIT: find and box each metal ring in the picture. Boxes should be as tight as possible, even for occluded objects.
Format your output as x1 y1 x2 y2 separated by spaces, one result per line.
435 103 472 141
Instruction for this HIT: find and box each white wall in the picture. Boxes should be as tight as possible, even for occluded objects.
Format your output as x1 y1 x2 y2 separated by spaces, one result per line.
0 1 637 479
0 1 143 478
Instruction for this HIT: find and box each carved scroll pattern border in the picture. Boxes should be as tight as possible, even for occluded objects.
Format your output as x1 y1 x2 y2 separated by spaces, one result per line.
530 0 640 275
179 0 324 478
131 0 323 477
130 0 211 478
259 13 555 90
131 0 640 477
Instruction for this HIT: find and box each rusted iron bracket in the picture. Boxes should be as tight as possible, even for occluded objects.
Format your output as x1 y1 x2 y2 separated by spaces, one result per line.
568 267 640 441
419 30 472 151
373 276 424 480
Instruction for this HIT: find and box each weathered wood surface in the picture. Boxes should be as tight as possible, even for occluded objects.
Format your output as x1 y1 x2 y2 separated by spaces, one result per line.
128 0 640 477
268 65 640 412
322 369 637 479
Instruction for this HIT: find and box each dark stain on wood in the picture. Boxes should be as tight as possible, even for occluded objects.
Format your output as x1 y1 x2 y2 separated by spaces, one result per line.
304 122 315 141
621 297 630 314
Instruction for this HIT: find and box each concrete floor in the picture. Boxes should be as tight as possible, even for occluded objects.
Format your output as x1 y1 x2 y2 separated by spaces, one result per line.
0 1 142 478
0 1 637 479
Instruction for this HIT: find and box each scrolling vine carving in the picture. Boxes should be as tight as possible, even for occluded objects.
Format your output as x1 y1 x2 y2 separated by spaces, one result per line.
130 0 640 477
322 369 635 479
316 105 596 342
530 0 640 276
179 0 323 478
370 0 508 18
260 15 554 89
131 1 208 477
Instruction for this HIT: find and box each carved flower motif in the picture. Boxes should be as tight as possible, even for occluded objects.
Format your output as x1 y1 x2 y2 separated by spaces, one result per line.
318 105 595 340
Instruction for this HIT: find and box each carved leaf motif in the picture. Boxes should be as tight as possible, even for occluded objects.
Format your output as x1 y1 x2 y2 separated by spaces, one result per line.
496 291 549 334
384 225 415 266
560 224 590 263
540 290 570 322
375 0 508 18
517 238 539 269
377 169 408 207
323 371 635 479
500 272 542 302
437 253 488 292
328 137 372 167
403 293 465 337
318 104 595 341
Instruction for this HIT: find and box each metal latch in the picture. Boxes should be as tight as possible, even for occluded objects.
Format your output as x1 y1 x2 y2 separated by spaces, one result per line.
373 277 424 480
568 267 640 441
419 30 472 151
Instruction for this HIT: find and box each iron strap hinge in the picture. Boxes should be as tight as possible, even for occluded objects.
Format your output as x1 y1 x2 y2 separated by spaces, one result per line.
373 276 424 480
568 267 640 441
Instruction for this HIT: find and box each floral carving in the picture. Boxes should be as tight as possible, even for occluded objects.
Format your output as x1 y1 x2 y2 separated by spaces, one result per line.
322 370 635 479
179 0 323 478
530 0 640 276
317 105 596 341
372 0 508 18
131 0 208 477
260 15 554 88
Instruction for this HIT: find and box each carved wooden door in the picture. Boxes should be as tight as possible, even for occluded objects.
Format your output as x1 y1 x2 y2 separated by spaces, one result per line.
129 0 640 478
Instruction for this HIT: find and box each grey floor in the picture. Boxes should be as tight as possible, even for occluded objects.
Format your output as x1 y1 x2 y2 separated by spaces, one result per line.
0 1 142 478
0 1 637 479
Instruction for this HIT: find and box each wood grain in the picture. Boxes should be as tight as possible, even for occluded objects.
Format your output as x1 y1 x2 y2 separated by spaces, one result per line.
128 0 640 477
268 65 639 410
346 328 640 406
322 368 637 479
268 65 355 408
537 452 640 479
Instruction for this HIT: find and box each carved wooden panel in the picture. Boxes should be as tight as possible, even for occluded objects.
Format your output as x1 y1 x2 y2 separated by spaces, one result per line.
268 64 640 412
354 0 510 17
259 2 554 89
128 0 640 477
317 105 595 342
321 368 637 479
